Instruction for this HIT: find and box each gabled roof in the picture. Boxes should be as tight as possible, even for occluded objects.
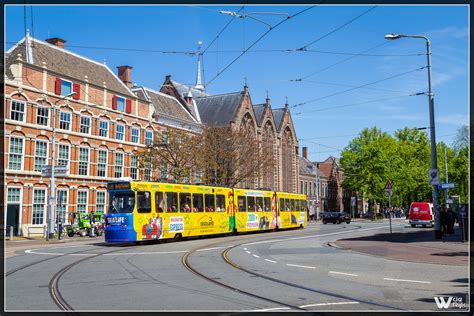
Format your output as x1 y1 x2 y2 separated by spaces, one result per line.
6 36 135 98
272 108 286 131
253 104 266 127
133 86 197 124
195 92 244 127
299 156 317 176
318 163 332 178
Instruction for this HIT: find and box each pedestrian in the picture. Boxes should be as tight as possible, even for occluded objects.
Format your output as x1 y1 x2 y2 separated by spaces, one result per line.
57 214 63 240
446 207 455 234
440 205 447 236
309 205 315 222
89 210 95 237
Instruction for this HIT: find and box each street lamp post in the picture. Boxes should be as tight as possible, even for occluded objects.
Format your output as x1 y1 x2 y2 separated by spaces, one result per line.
315 163 320 220
47 92 76 240
385 33 441 239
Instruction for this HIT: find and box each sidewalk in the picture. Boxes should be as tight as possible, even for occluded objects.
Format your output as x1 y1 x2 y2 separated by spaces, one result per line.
332 225 468 266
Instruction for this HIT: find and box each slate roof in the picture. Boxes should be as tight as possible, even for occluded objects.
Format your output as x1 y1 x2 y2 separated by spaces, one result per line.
272 108 289 131
299 156 317 176
6 36 135 97
171 79 208 99
133 86 197 124
194 92 244 127
253 104 266 127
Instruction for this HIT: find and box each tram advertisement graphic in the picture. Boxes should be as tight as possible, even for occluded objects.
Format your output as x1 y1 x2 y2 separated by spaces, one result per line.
246 213 259 229
141 216 163 240
169 216 185 233
298 212 305 224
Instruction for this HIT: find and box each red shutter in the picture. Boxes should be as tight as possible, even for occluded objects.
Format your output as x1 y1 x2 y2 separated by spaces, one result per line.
54 77 61 95
112 95 117 110
72 83 80 100
125 99 132 113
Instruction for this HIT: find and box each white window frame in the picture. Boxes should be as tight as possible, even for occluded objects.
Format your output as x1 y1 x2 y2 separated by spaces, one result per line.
59 111 72 131
99 119 109 138
145 130 153 145
97 149 108 178
60 78 73 96
131 127 140 144
36 106 50 126
7 186 23 235
34 140 49 172
116 96 126 112
10 99 26 123
56 189 69 224
8 136 24 171
77 190 89 214
130 155 139 180
96 190 107 213
32 188 47 225
78 147 90 176
79 115 91 135
116 123 125 141
58 143 71 170
114 152 124 178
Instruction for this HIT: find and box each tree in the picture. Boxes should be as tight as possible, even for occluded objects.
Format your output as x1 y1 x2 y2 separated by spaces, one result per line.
195 125 274 188
452 125 468 152
138 129 199 183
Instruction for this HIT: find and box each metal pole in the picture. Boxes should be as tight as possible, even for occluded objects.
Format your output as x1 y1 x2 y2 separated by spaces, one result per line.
389 193 392 233
444 145 449 205
48 102 56 240
425 39 441 240
315 163 320 220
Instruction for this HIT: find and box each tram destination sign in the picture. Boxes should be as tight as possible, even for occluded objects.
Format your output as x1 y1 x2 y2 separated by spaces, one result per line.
107 182 131 190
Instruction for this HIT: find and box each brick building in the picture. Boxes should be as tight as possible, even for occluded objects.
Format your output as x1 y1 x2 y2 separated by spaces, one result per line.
4 34 300 236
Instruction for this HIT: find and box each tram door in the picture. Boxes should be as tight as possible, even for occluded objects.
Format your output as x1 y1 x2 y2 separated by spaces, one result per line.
6 204 20 236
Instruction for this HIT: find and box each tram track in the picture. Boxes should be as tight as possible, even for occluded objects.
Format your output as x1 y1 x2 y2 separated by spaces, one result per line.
181 224 405 311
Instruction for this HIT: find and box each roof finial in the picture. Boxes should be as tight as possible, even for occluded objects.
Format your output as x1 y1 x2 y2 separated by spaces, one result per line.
285 96 289 108
195 40 205 91
244 77 248 88
266 90 269 99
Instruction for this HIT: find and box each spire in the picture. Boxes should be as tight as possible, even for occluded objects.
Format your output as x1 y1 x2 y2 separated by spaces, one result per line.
25 29 33 64
285 96 289 109
195 40 205 91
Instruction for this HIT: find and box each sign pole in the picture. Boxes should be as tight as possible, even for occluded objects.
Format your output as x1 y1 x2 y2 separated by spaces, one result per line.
389 192 392 233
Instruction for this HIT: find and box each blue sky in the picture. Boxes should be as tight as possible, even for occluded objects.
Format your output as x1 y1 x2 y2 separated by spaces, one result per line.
5 5 468 161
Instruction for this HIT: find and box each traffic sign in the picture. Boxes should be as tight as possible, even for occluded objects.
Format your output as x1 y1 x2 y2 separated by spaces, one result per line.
385 180 393 195
439 182 456 189
446 198 454 204
41 165 69 177
428 169 440 185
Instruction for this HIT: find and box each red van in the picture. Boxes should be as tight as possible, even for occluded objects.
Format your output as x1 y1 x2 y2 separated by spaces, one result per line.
408 202 434 227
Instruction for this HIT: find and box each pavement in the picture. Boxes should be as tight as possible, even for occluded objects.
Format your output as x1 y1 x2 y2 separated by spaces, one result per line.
332 222 469 266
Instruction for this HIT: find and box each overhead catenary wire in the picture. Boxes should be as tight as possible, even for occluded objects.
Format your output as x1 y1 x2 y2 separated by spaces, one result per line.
298 6 378 50
291 66 427 108
205 5 318 87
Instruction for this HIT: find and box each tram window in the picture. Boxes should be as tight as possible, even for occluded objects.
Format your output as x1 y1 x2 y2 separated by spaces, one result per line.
165 192 178 213
238 196 247 212
286 199 291 212
295 199 300 212
263 197 270 211
216 195 225 212
110 192 135 214
247 196 256 212
179 192 191 212
155 192 164 213
256 197 263 212
279 198 285 212
137 191 152 213
205 194 215 212
192 193 204 212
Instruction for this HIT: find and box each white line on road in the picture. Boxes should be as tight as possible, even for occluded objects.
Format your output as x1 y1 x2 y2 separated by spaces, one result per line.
196 246 226 252
253 254 260 258
265 259 278 263
286 263 316 269
329 271 358 277
24 250 64 256
69 253 97 256
252 307 291 311
300 301 360 308
246 250 251 254
243 247 247 251
383 278 431 284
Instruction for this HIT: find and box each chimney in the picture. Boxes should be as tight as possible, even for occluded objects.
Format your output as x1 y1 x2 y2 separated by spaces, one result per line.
117 65 133 89
46 37 66 49
303 147 308 159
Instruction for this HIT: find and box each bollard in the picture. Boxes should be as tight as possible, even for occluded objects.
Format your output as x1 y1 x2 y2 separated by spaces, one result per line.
44 225 48 239
10 226 14 240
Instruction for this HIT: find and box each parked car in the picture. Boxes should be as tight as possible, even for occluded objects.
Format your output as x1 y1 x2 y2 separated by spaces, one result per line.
408 202 434 228
322 212 351 224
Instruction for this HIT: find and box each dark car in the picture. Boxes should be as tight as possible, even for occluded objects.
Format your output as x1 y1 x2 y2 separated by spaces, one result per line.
322 212 351 224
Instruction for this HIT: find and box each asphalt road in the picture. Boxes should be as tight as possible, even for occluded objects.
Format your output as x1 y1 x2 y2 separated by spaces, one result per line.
4 221 469 312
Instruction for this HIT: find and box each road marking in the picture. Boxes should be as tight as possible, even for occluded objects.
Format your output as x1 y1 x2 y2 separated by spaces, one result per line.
300 301 359 308
196 246 226 252
246 250 251 254
69 253 97 256
253 254 260 258
329 271 358 277
243 226 389 246
103 250 188 256
383 278 431 284
24 250 64 256
243 247 247 251
252 307 291 311
265 259 278 263
286 263 316 269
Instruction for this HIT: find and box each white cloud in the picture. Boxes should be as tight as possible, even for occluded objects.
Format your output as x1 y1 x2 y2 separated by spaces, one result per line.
428 26 468 39
437 114 468 126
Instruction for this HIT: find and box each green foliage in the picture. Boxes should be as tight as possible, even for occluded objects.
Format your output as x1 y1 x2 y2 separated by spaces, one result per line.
340 126 468 209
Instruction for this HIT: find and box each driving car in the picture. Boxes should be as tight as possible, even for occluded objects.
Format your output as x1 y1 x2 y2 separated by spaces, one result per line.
321 212 351 224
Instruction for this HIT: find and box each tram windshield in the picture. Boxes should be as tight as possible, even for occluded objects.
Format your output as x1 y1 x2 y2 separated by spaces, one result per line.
109 192 135 214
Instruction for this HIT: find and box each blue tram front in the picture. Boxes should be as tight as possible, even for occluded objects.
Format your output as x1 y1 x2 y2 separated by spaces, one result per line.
104 181 136 242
